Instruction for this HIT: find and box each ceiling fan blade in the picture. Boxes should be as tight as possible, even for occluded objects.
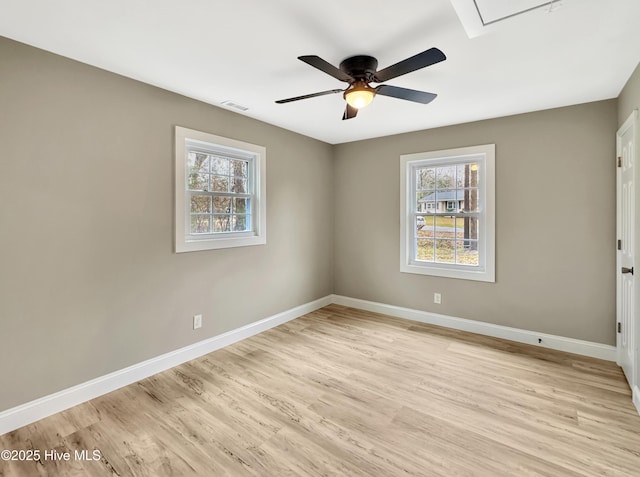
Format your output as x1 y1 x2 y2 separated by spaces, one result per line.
299 55 354 82
275 89 343 104
373 48 446 83
375 85 437 104
342 104 358 120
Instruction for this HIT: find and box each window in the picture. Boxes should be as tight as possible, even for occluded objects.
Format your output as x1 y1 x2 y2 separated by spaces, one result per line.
400 144 495 282
175 126 266 252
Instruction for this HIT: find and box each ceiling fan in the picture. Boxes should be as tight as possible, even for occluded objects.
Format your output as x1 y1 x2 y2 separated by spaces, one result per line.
275 48 446 120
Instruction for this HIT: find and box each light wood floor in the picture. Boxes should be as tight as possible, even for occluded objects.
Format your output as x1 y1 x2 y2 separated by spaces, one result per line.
1 304 639 476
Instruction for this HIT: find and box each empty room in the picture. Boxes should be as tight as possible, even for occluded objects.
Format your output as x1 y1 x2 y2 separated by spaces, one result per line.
1 0 640 475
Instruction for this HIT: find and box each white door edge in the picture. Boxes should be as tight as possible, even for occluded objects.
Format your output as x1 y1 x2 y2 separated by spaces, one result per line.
616 109 638 388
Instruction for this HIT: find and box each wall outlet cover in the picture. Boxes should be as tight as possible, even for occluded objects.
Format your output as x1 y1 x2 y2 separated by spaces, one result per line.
193 314 203 330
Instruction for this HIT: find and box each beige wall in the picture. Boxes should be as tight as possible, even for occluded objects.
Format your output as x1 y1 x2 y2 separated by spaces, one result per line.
0 38 334 411
618 62 640 127
333 100 618 344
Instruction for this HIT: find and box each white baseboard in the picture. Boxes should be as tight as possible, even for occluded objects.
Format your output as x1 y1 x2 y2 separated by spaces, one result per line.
330 295 617 362
634 386 640 416
0 295 332 436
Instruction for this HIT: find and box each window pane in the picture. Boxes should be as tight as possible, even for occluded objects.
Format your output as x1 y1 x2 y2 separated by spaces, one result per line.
190 215 211 234
416 168 435 191
455 163 467 188
213 215 231 232
455 163 480 188
231 178 247 193
417 217 435 238
211 156 230 175
416 239 434 261
213 196 231 213
435 215 456 240
456 240 479 266
434 190 461 212
459 188 480 213
232 215 249 232
233 198 249 214
187 152 210 173
231 160 248 178
188 173 209 191
456 217 479 241
190 196 211 213
417 191 435 212
436 165 455 189
435 239 455 263
212 175 229 192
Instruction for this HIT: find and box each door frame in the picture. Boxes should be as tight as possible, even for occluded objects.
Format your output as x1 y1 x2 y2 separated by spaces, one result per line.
616 109 639 412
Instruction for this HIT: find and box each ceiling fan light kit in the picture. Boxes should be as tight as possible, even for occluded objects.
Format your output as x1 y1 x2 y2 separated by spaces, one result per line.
275 48 446 120
344 81 375 109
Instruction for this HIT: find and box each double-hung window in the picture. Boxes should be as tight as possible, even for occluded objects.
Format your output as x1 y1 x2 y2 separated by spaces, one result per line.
175 126 266 252
400 144 495 282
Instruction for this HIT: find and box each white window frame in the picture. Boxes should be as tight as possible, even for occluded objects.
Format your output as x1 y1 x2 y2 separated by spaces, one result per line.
400 144 495 282
175 126 266 253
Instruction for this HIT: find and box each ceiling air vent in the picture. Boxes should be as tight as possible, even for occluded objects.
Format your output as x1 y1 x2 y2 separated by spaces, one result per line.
220 100 249 111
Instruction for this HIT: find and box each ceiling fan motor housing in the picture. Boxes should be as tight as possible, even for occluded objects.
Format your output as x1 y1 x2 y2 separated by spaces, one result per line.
339 55 378 82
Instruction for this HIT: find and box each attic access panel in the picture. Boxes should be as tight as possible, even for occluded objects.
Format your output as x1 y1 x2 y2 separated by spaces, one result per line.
450 0 561 37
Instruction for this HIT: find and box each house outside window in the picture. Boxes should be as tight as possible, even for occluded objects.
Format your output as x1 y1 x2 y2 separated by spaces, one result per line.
400 144 495 282
175 126 266 253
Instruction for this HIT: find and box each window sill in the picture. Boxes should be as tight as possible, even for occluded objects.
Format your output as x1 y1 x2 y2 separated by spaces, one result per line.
176 234 266 253
400 262 495 282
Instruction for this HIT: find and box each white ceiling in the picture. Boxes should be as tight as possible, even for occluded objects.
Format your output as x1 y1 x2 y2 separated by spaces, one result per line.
1 0 639 144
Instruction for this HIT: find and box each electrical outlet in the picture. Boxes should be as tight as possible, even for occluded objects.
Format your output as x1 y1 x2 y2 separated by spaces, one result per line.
193 314 202 330
434 293 441 304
